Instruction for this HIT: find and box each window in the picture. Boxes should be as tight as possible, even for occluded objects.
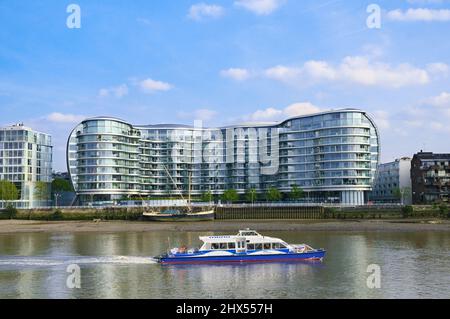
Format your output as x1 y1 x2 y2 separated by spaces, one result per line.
211 243 219 250
264 243 271 250
247 244 255 250
219 243 227 250
255 244 263 250
272 243 281 249
228 243 236 249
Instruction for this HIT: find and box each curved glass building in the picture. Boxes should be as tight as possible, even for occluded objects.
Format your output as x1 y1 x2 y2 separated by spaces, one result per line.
67 109 380 205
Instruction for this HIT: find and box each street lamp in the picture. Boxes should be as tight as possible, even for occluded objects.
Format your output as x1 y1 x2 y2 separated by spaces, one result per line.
54 193 61 208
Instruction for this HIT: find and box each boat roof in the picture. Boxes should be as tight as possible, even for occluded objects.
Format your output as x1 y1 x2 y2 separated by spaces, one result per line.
199 230 285 244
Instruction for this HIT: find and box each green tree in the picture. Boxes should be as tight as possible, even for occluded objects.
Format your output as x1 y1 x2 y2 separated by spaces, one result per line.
0 180 19 208
51 178 73 194
201 190 213 203
245 188 258 204
290 184 304 201
34 181 50 201
222 189 239 203
266 187 282 202
393 187 402 201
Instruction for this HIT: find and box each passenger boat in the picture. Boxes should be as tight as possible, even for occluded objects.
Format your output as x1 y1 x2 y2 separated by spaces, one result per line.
156 229 326 264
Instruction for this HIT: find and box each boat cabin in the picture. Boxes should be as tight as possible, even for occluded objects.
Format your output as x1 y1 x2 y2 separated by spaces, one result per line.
198 229 291 252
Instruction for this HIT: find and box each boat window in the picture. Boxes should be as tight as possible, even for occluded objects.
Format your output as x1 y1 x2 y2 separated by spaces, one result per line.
244 232 257 236
247 244 255 250
255 244 263 250
211 243 219 250
219 243 227 250
280 243 288 249
228 243 236 249
272 243 281 249
264 243 271 250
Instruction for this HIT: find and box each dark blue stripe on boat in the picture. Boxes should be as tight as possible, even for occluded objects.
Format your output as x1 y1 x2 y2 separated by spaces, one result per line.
158 250 326 264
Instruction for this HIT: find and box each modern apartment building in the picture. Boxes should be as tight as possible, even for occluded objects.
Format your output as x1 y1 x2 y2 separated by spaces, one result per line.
411 152 450 204
67 109 380 205
0 124 52 208
370 157 412 204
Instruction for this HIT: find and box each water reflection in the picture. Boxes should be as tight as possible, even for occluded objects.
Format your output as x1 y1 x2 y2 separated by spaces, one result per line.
0 231 449 299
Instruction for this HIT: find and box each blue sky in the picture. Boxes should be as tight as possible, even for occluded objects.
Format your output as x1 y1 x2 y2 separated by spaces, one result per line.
1 0 450 171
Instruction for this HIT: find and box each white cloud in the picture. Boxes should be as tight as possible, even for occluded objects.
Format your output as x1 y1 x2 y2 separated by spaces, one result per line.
220 68 251 81
387 8 450 22
246 102 323 122
265 65 302 82
98 84 129 98
178 108 218 121
188 3 225 21
139 78 173 93
407 0 446 5
427 63 449 76
372 110 391 130
234 0 284 15
263 56 438 88
46 113 85 124
426 92 450 108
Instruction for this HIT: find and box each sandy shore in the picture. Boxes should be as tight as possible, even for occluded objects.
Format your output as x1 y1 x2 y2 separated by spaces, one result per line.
0 219 449 234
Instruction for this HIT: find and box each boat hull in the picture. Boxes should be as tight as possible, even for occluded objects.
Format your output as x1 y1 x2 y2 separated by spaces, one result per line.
158 250 326 264
143 211 215 222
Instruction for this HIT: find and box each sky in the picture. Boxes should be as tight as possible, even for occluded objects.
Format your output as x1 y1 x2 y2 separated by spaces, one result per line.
1 0 450 171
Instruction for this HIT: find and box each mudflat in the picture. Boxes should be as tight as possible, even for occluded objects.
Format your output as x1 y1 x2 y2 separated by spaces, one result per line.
0 219 449 234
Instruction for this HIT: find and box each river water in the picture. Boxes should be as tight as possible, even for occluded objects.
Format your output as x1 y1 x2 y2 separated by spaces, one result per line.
0 230 449 299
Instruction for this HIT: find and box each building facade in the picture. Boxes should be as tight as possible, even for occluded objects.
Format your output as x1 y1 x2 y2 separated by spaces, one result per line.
370 157 412 204
411 152 450 204
67 109 380 205
0 124 52 208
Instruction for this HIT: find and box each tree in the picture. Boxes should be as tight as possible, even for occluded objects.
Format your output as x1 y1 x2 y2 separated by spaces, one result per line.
222 189 239 203
393 187 402 201
266 187 282 202
34 181 51 201
51 178 73 194
245 188 257 204
290 184 304 201
0 180 19 208
201 190 213 203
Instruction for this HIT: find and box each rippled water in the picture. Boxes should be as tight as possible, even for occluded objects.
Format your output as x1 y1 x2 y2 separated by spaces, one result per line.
0 230 449 299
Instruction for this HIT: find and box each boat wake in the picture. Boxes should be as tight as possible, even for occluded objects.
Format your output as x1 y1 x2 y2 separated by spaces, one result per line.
0 256 158 269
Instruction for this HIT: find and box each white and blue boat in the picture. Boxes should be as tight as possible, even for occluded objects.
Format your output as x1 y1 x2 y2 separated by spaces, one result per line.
156 229 326 264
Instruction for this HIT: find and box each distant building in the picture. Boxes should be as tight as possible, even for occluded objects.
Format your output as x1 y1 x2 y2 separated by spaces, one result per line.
411 152 450 204
370 157 412 204
0 124 52 208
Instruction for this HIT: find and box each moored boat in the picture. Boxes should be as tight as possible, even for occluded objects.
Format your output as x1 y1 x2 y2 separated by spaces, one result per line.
143 209 215 222
156 229 326 264
142 166 215 222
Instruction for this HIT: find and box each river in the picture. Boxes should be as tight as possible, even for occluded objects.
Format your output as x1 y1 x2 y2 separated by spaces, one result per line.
0 230 449 299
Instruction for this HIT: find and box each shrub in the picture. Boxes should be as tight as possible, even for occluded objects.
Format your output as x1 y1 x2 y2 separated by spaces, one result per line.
51 210 64 221
438 204 448 218
4 205 18 219
402 205 414 218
